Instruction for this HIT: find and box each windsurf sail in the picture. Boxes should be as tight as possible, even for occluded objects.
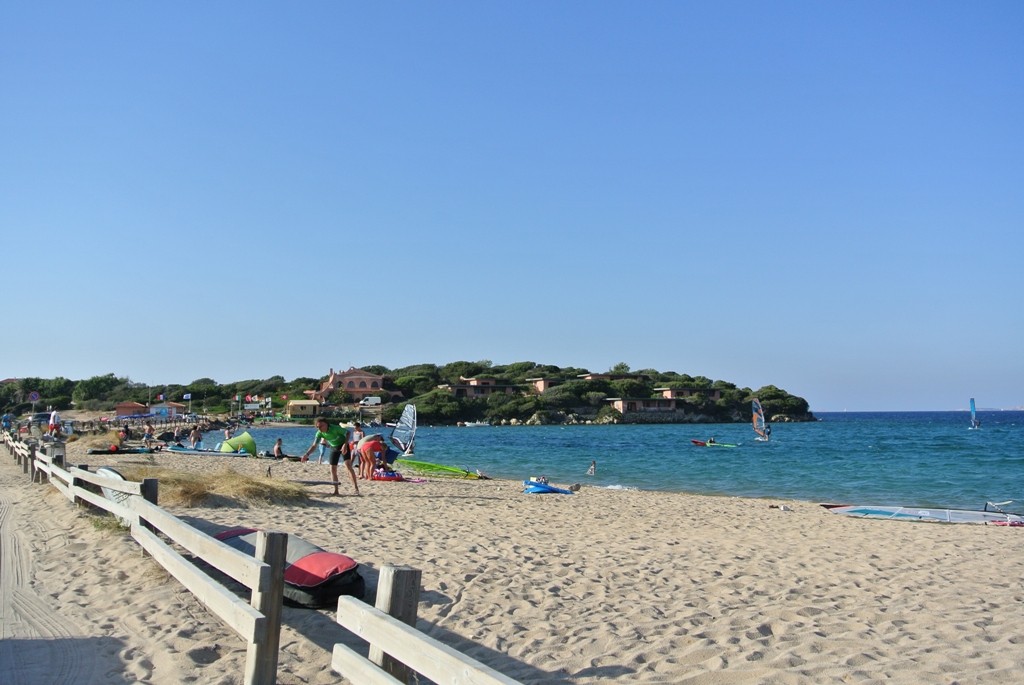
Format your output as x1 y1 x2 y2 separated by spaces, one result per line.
394 457 487 479
822 503 1022 526
389 404 416 455
969 398 980 429
752 399 768 440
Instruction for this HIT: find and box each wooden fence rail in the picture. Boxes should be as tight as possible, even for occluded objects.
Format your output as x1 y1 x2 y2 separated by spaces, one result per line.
3 430 525 685
1 430 286 685
333 565 523 685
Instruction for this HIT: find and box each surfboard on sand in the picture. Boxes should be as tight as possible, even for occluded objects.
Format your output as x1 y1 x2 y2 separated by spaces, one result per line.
97 466 132 526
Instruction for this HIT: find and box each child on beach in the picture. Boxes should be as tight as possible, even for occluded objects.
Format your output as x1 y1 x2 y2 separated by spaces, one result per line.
349 422 371 479
189 425 203 449
301 418 359 496
143 421 156 448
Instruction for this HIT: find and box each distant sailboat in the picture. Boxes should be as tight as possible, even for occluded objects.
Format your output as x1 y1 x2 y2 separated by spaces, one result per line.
752 399 769 441
969 398 981 430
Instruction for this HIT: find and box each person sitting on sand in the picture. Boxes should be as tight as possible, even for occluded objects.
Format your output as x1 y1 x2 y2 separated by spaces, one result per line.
272 438 289 459
300 418 359 496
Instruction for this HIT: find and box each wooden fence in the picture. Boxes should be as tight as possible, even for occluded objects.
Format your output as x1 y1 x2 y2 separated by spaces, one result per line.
3 431 524 685
332 565 522 684
2 431 286 685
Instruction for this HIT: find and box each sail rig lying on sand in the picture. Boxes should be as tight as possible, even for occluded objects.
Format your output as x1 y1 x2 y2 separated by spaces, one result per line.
822 501 1023 525
388 404 489 479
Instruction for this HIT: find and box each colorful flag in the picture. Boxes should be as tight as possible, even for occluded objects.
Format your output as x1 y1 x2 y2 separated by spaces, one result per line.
156 394 164 401
183 393 192 400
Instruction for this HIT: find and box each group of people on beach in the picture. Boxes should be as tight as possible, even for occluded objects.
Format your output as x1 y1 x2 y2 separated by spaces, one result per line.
296 420 397 496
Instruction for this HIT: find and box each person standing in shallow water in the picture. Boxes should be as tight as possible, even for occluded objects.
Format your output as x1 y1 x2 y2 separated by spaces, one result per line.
301 418 359 496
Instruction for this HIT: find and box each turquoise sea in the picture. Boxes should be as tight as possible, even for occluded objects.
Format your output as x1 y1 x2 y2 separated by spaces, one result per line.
221 411 1023 510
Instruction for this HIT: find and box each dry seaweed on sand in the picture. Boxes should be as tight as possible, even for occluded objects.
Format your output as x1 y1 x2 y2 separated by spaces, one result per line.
115 466 308 507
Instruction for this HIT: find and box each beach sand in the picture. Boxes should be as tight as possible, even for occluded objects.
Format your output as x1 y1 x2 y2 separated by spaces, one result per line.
2 441 1022 684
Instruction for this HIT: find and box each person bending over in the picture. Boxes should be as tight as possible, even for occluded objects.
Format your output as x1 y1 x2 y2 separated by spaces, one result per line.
301 418 359 496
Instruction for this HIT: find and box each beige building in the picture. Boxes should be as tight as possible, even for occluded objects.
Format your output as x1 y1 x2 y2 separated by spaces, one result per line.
286 399 320 418
438 376 518 399
655 387 722 402
305 367 389 404
605 397 679 415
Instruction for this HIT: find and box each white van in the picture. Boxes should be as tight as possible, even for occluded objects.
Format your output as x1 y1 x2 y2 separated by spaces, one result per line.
358 397 382 407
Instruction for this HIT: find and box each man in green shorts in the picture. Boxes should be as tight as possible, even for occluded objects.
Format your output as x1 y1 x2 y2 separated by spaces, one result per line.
301 418 360 496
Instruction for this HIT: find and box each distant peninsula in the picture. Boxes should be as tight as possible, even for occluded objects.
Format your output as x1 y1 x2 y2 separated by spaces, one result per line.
2 361 814 426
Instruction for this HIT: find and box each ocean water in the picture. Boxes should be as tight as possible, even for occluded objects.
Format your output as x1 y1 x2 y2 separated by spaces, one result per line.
222 411 1023 509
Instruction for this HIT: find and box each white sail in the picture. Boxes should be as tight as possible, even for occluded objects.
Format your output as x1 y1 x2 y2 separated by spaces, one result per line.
389 404 417 455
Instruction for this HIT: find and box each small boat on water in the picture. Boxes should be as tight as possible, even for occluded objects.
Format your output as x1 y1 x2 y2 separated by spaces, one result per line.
822 501 1022 526
690 439 738 448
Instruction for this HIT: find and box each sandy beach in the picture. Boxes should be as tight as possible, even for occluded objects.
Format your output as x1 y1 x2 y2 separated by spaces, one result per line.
2 440 1022 684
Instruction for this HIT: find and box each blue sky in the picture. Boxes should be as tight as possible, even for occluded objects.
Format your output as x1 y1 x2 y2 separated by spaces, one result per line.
2 2 1021 411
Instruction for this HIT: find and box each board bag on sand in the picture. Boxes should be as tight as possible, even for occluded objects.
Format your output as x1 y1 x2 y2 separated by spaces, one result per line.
214 528 365 608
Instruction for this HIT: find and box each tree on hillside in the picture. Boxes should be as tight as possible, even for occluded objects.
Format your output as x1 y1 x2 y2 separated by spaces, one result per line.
611 378 653 398
393 373 438 398
440 360 491 383
415 389 466 424
755 385 810 416
72 374 123 404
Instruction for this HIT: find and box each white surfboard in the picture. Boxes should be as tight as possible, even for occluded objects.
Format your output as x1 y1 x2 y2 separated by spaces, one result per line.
97 466 132 526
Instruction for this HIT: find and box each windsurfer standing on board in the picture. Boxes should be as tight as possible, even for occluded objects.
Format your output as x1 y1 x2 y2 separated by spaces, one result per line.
765 425 772 441
301 418 359 496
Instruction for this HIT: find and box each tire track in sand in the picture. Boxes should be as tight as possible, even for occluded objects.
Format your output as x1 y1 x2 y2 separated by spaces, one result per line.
0 456 97 683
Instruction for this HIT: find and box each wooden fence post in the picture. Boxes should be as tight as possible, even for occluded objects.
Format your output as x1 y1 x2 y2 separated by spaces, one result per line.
370 564 422 683
74 465 90 506
140 478 159 533
244 531 287 685
28 445 37 481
